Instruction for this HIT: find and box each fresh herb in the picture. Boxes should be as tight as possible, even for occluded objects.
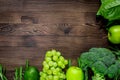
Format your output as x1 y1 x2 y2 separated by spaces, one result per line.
0 64 7 80
13 66 23 80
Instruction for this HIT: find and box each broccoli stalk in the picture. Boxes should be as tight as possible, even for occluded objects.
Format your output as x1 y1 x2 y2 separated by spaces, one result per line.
92 73 105 80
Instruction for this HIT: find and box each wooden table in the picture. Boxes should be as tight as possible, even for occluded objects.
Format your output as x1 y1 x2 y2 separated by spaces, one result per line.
0 0 108 79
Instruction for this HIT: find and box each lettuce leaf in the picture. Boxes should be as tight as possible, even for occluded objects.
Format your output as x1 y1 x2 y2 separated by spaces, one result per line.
97 0 120 21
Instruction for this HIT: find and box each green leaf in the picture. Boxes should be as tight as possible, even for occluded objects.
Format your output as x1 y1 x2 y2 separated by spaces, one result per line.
19 66 23 80
68 59 72 67
97 0 120 21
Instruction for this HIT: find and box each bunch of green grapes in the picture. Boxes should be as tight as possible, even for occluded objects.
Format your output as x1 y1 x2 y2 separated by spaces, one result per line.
40 49 68 80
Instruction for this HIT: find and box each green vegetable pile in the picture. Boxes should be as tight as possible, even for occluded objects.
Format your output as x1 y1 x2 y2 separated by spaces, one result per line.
78 47 120 80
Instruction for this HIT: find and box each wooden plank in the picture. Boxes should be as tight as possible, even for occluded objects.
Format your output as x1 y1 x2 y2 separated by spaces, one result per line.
0 0 24 11
0 35 108 47
0 0 100 23
22 3 99 12
23 0 100 4
0 23 106 36
0 11 99 23
0 11 85 23
0 0 100 12
0 12 21 23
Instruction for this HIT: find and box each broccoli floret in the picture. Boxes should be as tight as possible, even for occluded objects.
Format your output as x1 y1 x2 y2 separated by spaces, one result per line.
89 48 116 65
106 61 120 79
91 61 107 80
115 60 120 68
91 61 107 75
80 48 116 69
80 52 99 69
89 48 113 55
100 54 116 67
107 64 118 79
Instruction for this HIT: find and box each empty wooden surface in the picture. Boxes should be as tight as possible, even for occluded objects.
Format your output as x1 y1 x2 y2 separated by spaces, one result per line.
0 0 108 79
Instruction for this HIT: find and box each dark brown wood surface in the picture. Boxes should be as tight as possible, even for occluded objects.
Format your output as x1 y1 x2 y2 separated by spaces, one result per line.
0 0 108 79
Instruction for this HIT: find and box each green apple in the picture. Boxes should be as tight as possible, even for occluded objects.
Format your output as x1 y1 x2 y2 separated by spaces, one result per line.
108 25 120 44
66 66 84 80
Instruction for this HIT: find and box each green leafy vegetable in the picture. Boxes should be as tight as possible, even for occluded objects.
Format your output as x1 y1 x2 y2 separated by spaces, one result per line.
97 0 120 21
97 0 120 28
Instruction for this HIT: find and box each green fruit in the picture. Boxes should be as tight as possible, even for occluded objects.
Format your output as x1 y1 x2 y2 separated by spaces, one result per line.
108 25 120 44
66 66 84 80
24 66 39 80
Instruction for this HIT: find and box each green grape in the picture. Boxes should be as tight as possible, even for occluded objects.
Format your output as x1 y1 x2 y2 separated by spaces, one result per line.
43 67 48 73
50 66 55 71
40 72 47 78
39 71 43 75
48 61 54 67
53 69 58 75
47 75 53 80
59 56 65 62
51 49 57 55
42 61 47 66
53 75 59 80
47 70 52 75
58 61 63 67
40 76 45 80
43 64 49 70
45 76 49 80
40 71 43 75
61 64 65 69
53 55 58 61
59 73 66 79
53 62 57 67
56 51 61 57
56 67 62 72
64 59 68 65
45 57 52 62
46 51 53 57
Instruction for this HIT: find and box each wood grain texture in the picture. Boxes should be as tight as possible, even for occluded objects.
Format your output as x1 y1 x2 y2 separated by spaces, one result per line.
0 23 105 36
0 0 108 79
